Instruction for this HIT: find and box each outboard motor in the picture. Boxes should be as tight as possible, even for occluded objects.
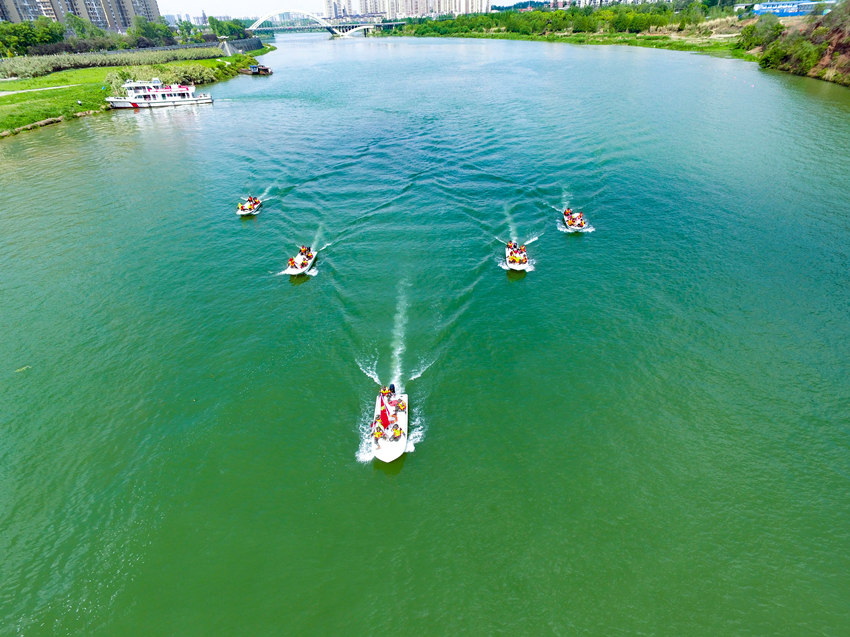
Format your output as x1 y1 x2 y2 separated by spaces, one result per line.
389 383 396 395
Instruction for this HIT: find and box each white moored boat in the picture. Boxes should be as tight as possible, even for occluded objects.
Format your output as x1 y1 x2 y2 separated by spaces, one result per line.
505 242 529 271
105 78 213 109
370 386 409 463
282 246 317 275
237 198 263 216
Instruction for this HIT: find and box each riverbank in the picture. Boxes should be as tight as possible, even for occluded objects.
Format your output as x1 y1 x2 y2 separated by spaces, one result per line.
0 44 274 137
388 29 751 57
377 14 754 57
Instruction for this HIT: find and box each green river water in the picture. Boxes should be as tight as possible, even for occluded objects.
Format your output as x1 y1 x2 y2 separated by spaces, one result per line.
1 34 850 635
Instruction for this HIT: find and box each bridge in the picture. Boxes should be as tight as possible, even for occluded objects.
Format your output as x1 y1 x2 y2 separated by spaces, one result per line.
248 12 403 38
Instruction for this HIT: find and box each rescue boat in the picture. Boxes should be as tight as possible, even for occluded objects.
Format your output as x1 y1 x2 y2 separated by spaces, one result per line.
237 198 263 217
282 247 317 276
563 210 592 233
370 388 409 463
505 243 529 271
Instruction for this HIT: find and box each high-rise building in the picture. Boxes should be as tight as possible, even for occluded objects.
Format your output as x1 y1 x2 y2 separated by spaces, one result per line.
324 0 353 18
0 0 160 30
362 0 385 15
366 0 490 18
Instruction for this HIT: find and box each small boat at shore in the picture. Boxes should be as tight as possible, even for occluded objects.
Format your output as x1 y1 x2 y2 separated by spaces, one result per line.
505 241 529 271
105 78 212 109
237 64 273 75
282 246 317 275
370 385 409 463
237 197 263 216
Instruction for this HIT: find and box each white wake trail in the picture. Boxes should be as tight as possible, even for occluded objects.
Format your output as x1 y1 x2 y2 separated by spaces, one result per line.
504 203 518 241
310 224 323 251
405 414 426 453
390 279 409 391
356 351 381 386
409 355 436 381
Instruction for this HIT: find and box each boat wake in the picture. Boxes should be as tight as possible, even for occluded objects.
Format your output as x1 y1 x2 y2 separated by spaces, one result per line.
558 219 595 234
356 351 381 386
503 203 518 243
311 224 323 251
258 185 274 201
390 279 409 391
405 414 425 453
409 355 436 381
356 419 376 463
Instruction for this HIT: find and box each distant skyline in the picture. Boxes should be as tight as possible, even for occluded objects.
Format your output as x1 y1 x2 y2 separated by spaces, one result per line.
158 0 329 19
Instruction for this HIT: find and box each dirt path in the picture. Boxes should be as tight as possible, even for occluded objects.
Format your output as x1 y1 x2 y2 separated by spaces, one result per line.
0 84 80 98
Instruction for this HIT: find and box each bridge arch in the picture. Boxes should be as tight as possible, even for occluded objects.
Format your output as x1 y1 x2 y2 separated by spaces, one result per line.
249 12 342 36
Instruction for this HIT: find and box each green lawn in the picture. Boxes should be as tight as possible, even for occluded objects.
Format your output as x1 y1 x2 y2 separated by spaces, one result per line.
0 69 112 131
0 46 274 134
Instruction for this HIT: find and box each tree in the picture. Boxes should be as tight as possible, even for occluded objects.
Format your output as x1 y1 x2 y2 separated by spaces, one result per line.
208 16 247 39
0 18 64 56
737 12 782 49
65 13 106 39
177 21 196 43
128 16 175 46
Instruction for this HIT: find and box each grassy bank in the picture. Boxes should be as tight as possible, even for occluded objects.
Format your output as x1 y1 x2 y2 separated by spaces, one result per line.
390 29 746 56
0 44 274 136
0 47 223 79
375 8 768 60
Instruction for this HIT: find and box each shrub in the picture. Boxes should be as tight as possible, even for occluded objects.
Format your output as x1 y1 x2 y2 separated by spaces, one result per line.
104 63 218 93
0 48 222 78
738 13 783 50
760 33 827 74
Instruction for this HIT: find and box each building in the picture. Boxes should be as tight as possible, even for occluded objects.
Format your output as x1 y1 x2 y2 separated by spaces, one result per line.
0 0 160 30
750 0 836 16
326 0 489 19
325 0 353 18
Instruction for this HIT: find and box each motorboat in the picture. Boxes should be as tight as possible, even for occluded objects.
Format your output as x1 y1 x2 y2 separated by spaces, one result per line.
237 64 273 75
370 386 409 463
282 246 317 275
563 209 592 233
237 198 263 216
505 242 529 271
105 78 212 108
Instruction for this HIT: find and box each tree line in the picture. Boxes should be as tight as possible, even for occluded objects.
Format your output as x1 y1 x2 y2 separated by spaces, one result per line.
403 2 738 38
0 15 250 57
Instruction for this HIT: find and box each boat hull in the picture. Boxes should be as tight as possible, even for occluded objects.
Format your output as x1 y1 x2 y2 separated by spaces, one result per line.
237 200 263 216
282 252 317 275
371 393 409 463
505 247 529 271
563 213 589 232
106 96 213 109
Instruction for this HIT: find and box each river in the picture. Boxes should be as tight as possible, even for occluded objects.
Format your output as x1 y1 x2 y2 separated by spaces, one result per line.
1 33 849 635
